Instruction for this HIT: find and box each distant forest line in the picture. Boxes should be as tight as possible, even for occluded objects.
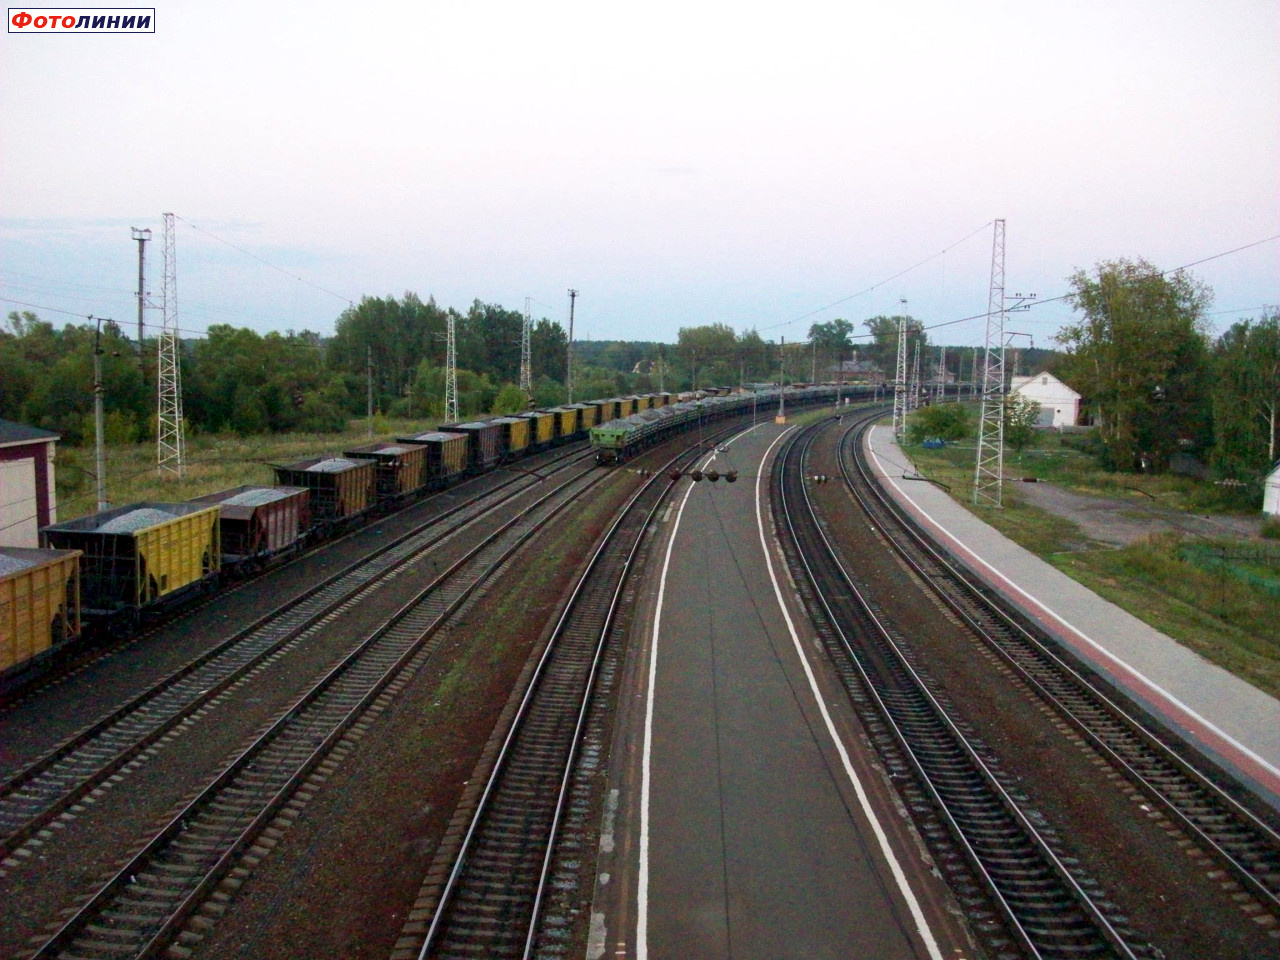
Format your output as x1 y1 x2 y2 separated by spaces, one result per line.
2 258 1276 491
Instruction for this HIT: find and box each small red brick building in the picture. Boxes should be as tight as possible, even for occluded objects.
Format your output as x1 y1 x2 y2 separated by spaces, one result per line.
0 419 60 548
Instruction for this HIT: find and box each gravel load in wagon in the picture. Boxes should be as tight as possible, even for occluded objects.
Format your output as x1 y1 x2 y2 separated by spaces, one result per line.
0 553 35 576
308 458 360 472
97 508 178 534
221 488 293 508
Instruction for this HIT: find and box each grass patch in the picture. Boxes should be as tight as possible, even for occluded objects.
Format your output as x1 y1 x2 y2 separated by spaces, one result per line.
902 436 1280 700
1051 539 1280 699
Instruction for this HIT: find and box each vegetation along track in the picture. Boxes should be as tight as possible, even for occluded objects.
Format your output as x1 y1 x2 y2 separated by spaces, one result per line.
408 431 736 960
777 412 1145 960
834 418 1280 920
24 446 607 960
0 451 592 864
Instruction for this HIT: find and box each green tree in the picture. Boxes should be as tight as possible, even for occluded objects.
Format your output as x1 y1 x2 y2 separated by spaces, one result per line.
735 329 774 384
863 315 927 379
1211 311 1280 483
1004 394 1041 453
677 323 738 389
808 318 854 381
329 294 449 412
1057 258 1213 472
530 318 568 384
491 383 530 415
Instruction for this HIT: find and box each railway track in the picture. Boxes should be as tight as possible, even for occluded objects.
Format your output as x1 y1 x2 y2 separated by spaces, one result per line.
25 446 608 960
0 448 596 860
408 432 733 960
776 413 1142 960
835 419 1280 920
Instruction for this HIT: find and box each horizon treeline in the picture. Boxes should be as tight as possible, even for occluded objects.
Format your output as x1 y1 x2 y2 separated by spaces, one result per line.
2 265 1276 493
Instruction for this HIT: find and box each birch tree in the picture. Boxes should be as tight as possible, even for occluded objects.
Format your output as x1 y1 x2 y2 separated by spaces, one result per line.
1057 258 1212 472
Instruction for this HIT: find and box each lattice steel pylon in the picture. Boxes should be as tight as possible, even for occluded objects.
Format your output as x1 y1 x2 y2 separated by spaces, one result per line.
156 213 185 478
973 218 1007 507
520 297 532 398
891 315 908 438
444 311 459 424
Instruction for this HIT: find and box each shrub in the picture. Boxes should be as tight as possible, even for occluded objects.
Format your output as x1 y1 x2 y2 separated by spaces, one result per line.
906 403 971 443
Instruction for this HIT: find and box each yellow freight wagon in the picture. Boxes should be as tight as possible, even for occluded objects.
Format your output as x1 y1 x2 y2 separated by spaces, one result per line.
41 502 220 615
522 411 556 447
617 397 635 419
548 407 579 441
632 394 652 412
1 547 81 677
573 403 599 430
491 416 531 456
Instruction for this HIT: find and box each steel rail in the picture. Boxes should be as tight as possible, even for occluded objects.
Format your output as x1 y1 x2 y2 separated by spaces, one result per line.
839 419 1280 913
0 450 594 857
777 415 1138 960
26 462 607 960
418 430 737 960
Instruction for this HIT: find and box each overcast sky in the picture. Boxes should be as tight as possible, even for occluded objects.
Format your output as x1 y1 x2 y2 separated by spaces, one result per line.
2 0 1276 350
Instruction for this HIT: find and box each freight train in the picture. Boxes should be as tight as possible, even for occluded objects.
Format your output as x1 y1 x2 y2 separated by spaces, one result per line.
1 385 848 684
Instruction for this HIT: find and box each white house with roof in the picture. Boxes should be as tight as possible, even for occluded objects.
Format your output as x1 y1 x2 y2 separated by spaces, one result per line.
0 419 60 548
1265 462 1280 517
1010 372 1081 428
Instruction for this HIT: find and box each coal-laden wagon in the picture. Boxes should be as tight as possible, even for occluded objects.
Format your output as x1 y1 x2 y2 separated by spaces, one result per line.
490 417 531 458
273 456 376 534
397 431 470 488
519 410 557 451
40 502 220 631
187 485 311 573
345 441 430 503
439 421 502 472
1 546 81 682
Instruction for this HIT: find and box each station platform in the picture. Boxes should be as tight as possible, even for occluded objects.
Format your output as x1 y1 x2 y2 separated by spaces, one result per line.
865 425 1280 812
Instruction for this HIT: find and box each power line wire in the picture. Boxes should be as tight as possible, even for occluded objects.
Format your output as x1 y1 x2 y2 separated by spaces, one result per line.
759 220 995 333
172 215 356 308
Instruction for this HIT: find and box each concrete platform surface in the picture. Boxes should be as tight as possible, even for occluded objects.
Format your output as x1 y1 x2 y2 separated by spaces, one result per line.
866 425 1280 810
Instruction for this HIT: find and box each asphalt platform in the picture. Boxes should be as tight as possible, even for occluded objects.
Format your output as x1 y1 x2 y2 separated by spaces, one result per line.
865 425 1280 812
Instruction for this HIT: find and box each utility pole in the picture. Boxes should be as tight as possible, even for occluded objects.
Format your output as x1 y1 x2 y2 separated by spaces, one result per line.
366 345 374 438
444 312 458 424
566 289 578 404
775 337 787 424
658 344 665 393
936 346 947 404
156 213 185 478
130 227 150 378
91 316 109 512
811 339 816 384
520 297 532 400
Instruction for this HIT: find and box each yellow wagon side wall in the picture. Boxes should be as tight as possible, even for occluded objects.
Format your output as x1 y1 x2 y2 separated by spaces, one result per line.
1 552 80 674
507 418 531 451
134 507 220 604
